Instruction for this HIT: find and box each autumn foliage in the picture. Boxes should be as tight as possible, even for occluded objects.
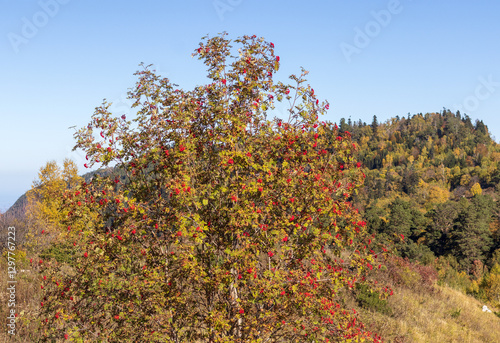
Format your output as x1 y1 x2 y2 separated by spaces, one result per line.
36 34 388 342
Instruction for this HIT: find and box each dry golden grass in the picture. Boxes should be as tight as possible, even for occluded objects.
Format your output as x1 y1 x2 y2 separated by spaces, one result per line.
0 255 41 343
358 284 500 343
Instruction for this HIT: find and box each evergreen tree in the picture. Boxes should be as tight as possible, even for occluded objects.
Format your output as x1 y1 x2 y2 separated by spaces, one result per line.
339 117 349 133
462 114 473 129
383 198 428 260
475 119 487 134
452 196 495 270
371 115 379 136
425 201 460 256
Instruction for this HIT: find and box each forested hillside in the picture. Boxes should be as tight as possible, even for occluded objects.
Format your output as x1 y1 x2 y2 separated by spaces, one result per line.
333 109 500 307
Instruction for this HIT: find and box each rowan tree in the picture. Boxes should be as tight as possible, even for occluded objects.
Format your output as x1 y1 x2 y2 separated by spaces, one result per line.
37 33 389 342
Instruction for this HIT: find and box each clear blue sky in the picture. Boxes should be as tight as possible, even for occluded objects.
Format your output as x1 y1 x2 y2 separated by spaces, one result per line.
1 0 499 211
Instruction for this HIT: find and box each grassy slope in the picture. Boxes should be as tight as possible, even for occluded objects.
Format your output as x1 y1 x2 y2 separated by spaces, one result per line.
357 285 500 343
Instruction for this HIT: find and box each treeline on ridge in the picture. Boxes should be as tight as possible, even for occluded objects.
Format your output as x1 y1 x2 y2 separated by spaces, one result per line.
339 109 500 276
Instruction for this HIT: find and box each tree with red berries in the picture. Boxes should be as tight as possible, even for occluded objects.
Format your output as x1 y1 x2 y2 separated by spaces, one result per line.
37 33 389 342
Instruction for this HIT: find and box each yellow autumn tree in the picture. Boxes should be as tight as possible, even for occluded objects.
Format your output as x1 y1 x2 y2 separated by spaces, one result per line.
25 159 83 251
471 182 483 196
427 183 450 205
475 263 500 308
416 179 450 209
485 266 500 307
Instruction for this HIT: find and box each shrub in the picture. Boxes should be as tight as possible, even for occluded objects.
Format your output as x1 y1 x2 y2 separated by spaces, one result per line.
355 283 392 315
35 34 389 342
450 307 461 318
385 256 437 293
468 263 500 307
38 241 76 265
435 255 472 292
